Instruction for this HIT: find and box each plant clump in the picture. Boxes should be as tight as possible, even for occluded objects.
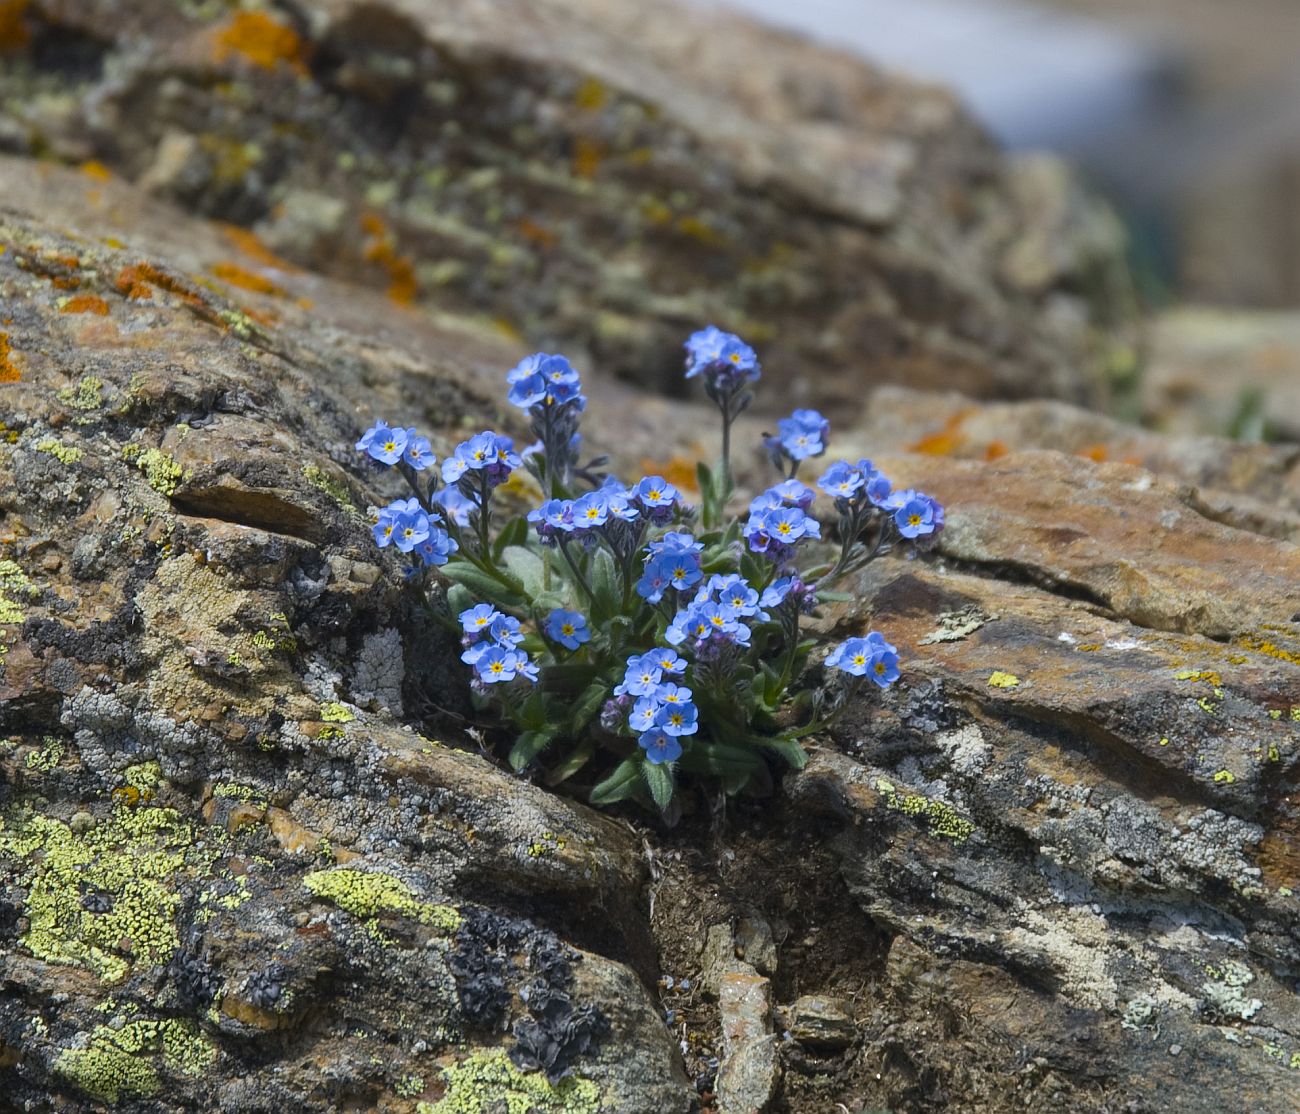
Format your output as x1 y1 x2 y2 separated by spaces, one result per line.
355 328 945 812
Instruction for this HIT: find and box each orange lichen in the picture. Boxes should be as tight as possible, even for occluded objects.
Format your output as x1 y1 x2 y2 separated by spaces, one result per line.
360 214 418 305
219 223 297 271
640 455 702 499
0 0 29 51
572 136 604 180
113 262 204 308
79 160 113 182
60 295 110 316
1079 443 1109 463
0 333 20 382
906 409 973 456
515 218 558 249
214 11 308 74
209 261 288 298
984 440 1009 461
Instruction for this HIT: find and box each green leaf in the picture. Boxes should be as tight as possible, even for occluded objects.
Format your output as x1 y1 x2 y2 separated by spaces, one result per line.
751 734 809 768
445 583 475 619
441 562 522 609
493 515 530 559
589 757 643 806
508 729 555 770
589 548 620 621
816 590 854 602
641 759 675 811
569 678 611 735
516 690 550 731
546 739 595 785
501 546 546 599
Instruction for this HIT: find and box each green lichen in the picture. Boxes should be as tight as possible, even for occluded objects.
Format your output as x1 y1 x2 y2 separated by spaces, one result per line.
123 761 163 792
54 1018 217 1103
1213 770 1236 785
876 778 976 842
526 831 567 858
418 1050 600 1114
0 560 38 625
320 701 355 723
395 1073 426 1098
24 737 64 772
57 375 104 411
301 462 355 509
0 798 225 982
212 782 267 806
303 867 460 932
123 444 186 497
35 437 83 464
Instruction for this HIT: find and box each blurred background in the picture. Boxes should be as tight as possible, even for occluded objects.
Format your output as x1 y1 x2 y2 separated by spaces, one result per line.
692 0 1300 441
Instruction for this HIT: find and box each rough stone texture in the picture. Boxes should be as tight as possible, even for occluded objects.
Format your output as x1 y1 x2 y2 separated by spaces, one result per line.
0 8 1298 1113
1142 307 1300 442
784 994 856 1051
0 0 1134 411
717 966 779 1114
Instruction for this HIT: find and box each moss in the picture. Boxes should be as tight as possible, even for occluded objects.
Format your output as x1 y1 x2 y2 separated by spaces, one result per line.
301 462 355 509
320 701 355 723
987 671 1019 689
876 778 976 842
303 867 460 932
418 1049 600 1114
35 437 82 464
0 798 225 982
53 1018 217 1103
56 375 104 411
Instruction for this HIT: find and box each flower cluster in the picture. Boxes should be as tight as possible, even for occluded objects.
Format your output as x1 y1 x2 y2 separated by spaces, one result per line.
354 327 946 814
460 604 538 687
827 632 900 688
507 353 587 492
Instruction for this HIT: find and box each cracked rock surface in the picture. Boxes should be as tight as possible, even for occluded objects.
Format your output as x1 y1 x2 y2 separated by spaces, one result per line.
0 3 1298 1112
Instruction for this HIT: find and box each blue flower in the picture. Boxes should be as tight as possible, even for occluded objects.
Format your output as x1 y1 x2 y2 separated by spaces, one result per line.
684 326 760 390
507 372 548 410
545 608 590 650
764 506 820 544
638 727 682 764
894 493 937 539
826 632 900 687
443 431 521 488
768 409 829 465
656 701 698 737
655 682 693 706
402 431 435 471
614 652 665 697
357 421 408 465
633 476 682 524
646 531 702 557
760 577 792 608
599 480 641 523
392 509 432 553
488 614 524 648
572 490 610 529
649 648 686 675
528 498 575 544
696 574 762 618
817 461 866 501
865 472 892 506
414 529 457 566
665 603 714 647
629 697 660 733
432 487 475 527
459 604 500 635
635 559 673 605
472 645 522 683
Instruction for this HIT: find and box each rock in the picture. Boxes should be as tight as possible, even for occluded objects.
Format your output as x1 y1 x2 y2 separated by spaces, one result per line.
785 995 856 1051
1142 307 1300 442
735 911 778 975
717 967 779 1114
0 0 1134 408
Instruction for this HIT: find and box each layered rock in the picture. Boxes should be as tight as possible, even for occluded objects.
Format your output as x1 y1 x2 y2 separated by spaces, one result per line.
0 0 1132 409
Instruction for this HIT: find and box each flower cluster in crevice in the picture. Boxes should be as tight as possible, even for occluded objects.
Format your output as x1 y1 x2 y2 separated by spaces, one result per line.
356 329 943 813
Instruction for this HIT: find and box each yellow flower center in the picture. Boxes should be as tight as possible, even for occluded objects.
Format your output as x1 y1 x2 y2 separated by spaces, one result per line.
908 514 922 527
489 662 504 674
852 654 866 666
875 661 887 674
729 353 741 363
561 624 574 636
383 441 397 452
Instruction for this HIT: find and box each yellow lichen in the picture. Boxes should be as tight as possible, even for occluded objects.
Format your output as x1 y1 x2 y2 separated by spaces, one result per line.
56 375 104 411
0 560 38 625
987 671 1020 689
320 702 355 723
302 867 459 932
35 437 83 464
418 1049 600 1114
876 779 975 842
